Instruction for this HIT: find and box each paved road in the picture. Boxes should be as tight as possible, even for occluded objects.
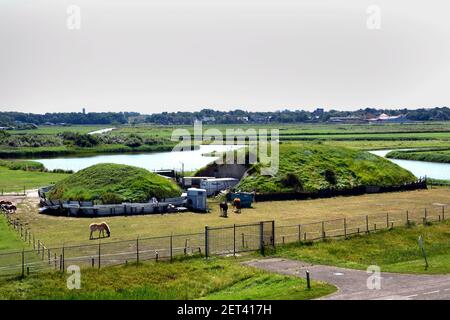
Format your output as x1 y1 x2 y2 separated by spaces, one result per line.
244 258 450 300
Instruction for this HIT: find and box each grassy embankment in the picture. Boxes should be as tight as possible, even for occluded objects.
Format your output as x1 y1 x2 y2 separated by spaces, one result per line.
235 144 416 193
387 148 450 164
47 163 181 202
275 220 450 274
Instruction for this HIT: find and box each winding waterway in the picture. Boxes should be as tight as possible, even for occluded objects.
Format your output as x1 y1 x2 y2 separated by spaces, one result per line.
369 150 450 180
32 146 450 180
34 144 242 173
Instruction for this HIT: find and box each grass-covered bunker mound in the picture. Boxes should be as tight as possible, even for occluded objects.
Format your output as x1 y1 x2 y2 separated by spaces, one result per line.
236 144 417 193
47 163 181 203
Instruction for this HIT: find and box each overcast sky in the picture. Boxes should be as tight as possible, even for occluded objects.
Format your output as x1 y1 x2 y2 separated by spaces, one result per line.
1 0 449 114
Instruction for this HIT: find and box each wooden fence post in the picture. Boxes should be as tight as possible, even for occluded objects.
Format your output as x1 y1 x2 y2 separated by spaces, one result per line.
366 215 369 233
204 226 209 258
170 234 173 263
98 241 101 269
298 224 301 242
21 249 25 278
136 237 139 265
233 224 236 256
386 213 389 229
321 221 325 240
343 218 347 238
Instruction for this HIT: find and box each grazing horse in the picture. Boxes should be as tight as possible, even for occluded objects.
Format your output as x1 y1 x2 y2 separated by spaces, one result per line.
219 201 228 217
89 222 111 240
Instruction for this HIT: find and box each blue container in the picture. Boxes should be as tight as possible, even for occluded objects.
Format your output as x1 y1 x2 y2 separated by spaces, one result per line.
228 192 254 208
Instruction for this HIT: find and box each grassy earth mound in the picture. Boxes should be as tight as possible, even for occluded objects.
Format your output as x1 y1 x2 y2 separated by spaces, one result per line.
236 143 416 193
47 163 181 203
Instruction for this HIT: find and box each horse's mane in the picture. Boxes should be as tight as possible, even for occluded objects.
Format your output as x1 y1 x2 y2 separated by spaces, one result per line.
102 222 110 232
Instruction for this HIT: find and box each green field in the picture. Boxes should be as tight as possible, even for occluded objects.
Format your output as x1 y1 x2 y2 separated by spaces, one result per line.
0 255 335 300
387 148 450 163
0 215 27 252
0 167 69 193
275 220 450 274
3 122 450 160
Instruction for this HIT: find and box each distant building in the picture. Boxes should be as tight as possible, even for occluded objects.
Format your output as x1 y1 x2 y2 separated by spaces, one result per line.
368 113 408 123
328 116 367 124
201 116 216 123
237 116 249 122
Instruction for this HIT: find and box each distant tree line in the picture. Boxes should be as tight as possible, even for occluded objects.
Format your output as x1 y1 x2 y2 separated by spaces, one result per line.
0 112 139 127
143 107 450 124
1 107 450 127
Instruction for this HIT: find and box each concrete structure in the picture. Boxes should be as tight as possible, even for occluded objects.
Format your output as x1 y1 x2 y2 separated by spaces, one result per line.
200 178 239 196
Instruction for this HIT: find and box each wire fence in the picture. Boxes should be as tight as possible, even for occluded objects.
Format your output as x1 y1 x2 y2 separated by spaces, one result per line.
0 204 447 278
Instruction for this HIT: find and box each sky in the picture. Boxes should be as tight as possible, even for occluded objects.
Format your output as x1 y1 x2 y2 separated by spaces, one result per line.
1 0 449 114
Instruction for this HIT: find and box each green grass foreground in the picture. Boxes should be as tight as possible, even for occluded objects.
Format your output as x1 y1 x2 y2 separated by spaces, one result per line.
0 258 335 300
274 220 450 274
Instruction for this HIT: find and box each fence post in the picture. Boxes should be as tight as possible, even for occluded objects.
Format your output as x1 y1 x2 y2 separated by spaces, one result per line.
443 206 445 221
98 241 101 269
204 226 209 258
21 249 25 278
321 221 325 240
406 210 409 224
136 237 139 265
170 234 173 263
298 224 301 242
259 221 265 256
271 220 275 248
366 215 369 233
306 270 311 289
62 245 65 271
233 224 236 256
386 213 389 229
424 208 428 224
344 218 347 238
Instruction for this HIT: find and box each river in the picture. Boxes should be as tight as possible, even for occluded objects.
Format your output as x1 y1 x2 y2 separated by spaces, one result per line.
369 150 450 180
34 144 243 173
33 146 450 179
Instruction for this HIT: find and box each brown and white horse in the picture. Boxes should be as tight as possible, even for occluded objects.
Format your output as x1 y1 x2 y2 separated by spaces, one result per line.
89 222 111 240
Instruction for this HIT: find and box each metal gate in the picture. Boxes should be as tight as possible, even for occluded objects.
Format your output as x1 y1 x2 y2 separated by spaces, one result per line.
205 220 275 257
